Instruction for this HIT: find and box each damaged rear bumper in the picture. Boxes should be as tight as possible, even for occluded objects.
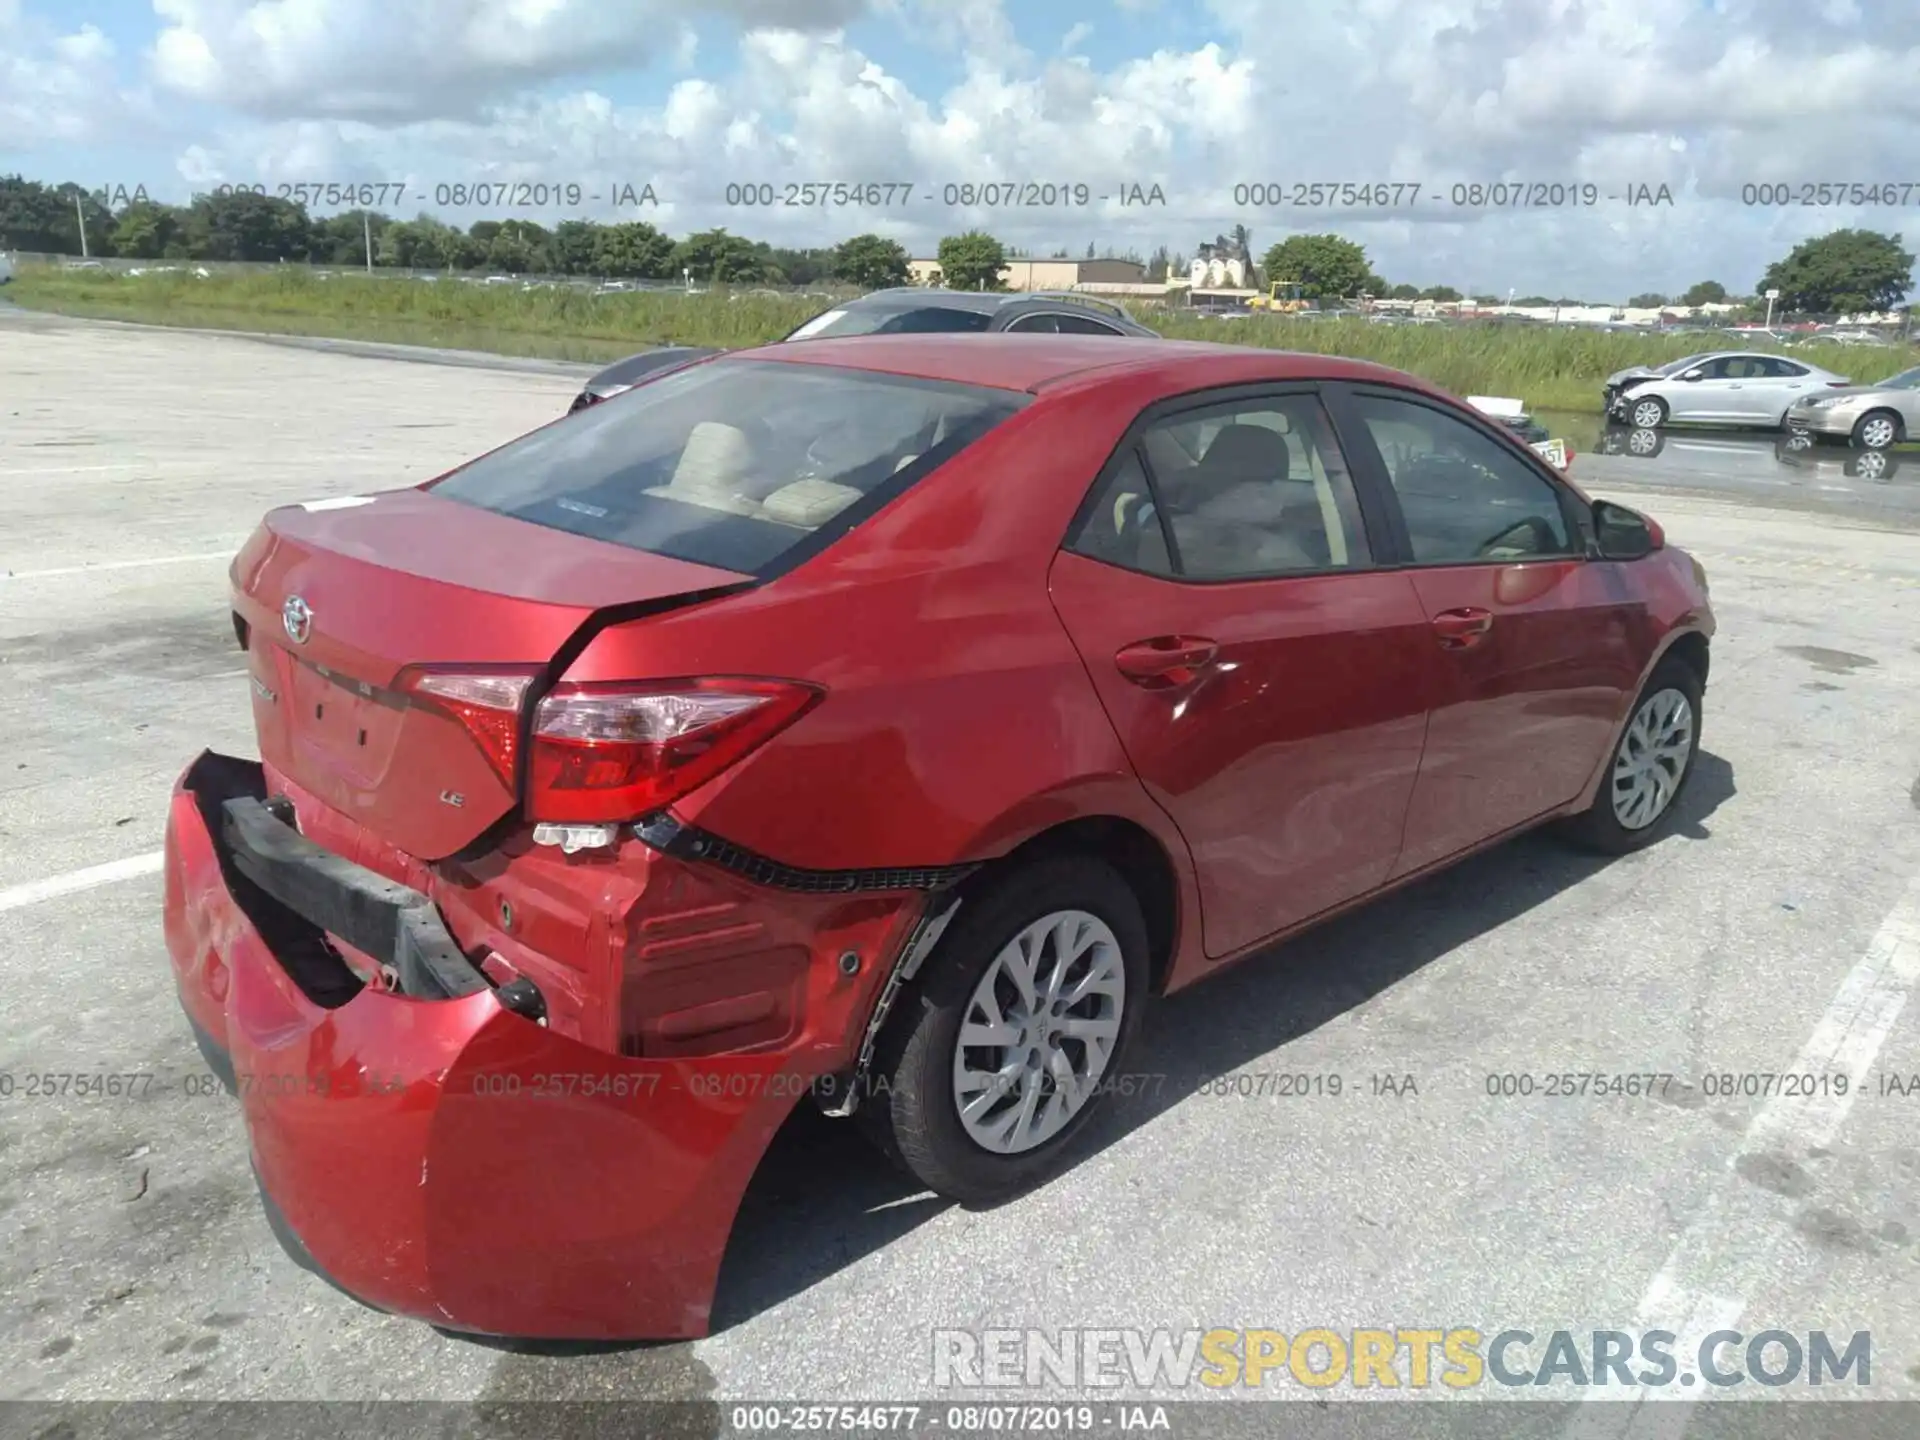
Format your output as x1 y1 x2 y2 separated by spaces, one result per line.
161 750 819 1340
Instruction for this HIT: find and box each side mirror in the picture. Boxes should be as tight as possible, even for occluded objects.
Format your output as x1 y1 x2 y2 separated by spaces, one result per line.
1593 500 1660 560
1680 369 1705 381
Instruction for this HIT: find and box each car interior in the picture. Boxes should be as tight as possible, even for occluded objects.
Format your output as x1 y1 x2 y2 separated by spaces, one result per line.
1081 404 1358 577
640 408 956 529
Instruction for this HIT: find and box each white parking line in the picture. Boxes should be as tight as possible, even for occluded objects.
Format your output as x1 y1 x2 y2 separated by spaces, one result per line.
0 852 165 913
1 550 237 581
1564 869 1920 1435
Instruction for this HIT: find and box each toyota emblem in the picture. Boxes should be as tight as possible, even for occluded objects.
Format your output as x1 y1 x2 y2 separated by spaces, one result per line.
282 594 313 645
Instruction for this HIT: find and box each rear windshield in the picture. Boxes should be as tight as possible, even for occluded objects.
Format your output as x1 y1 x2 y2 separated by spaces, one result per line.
431 359 1028 575
785 305 992 339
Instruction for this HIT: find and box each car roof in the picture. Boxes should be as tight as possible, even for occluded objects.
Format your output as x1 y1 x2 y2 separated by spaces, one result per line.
727 333 1436 396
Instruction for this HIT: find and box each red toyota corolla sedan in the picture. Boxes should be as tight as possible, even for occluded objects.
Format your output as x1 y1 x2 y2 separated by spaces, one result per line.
163 334 1712 1341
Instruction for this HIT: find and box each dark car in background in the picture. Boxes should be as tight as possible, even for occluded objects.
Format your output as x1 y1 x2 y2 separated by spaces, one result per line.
569 288 1159 412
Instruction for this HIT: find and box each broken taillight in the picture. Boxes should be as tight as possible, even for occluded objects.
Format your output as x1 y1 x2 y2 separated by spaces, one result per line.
526 678 821 823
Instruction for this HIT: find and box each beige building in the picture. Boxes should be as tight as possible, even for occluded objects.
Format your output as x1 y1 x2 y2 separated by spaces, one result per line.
907 257 1148 290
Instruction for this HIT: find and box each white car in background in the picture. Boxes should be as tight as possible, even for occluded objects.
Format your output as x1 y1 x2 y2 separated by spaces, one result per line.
1603 350 1850 431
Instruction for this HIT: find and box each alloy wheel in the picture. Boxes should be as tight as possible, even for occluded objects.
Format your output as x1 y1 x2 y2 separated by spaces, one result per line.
1611 687 1694 831
1630 398 1665 429
951 909 1125 1155
1858 415 1898 450
1628 427 1660 455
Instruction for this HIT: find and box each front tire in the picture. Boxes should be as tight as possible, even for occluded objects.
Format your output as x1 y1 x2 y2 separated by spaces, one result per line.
1560 654 1703 855
1852 409 1903 451
1627 395 1668 430
859 855 1150 1205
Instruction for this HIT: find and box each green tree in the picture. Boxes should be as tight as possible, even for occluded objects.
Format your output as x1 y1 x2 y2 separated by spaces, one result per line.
1514 295 1553 306
550 220 600 275
486 230 537 274
0 174 71 250
110 201 189 259
670 227 763 283
831 233 910 289
1679 279 1727 307
937 230 1007 290
1387 283 1420 300
1759 229 1915 315
308 209 390 266
183 190 313 261
1260 234 1372 299
1628 292 1667 308
1418 285 1462 302
764 245 835 285
487 219 551 273
592 221 675 278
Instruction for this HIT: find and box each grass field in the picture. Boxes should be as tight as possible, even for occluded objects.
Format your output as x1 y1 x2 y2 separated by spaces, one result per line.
11 265 1917 413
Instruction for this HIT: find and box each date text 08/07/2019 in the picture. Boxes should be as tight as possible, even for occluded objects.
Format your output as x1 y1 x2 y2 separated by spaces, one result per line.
92 182 663 211
1229 181 1675 208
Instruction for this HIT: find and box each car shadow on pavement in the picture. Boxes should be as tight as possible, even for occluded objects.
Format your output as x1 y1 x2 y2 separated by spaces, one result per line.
708 749 1735 1331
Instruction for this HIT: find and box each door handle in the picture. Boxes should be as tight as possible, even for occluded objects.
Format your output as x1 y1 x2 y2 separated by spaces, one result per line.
1431 607 1493 649
1115 635 1218 688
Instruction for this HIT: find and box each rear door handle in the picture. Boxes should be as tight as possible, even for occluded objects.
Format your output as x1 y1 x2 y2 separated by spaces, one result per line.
1115 635 1218 688
1431 607 1493 649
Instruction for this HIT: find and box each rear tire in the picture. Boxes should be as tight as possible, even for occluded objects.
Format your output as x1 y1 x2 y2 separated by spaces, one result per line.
1627 395 1668 430
858 855 1150 1205
1560 654 1703 856
1852 410 1903 451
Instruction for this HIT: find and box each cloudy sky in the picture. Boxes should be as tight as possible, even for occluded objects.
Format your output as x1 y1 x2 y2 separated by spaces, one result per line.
3 0 1918 298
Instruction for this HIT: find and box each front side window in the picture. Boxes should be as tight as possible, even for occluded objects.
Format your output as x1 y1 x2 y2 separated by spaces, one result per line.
1349 394 1576 565
1070 394 1369 580
432 359 1026 575
1004 313 1060 332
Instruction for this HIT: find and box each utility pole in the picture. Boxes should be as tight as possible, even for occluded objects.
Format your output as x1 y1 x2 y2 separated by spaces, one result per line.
74 192 90 258
364 211 374 273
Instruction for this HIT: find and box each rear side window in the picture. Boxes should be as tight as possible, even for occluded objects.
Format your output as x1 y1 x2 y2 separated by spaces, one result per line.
1051 313 1126 335
785 306 992 338
432 360 1027 575
1070 394 1369 580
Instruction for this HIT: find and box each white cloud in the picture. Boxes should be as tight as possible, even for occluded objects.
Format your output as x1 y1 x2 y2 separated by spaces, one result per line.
0 4 127 151
147 0 873 122
28 0 1904 298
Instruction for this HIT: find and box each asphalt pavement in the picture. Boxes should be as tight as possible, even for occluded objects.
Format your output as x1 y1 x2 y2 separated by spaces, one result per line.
3 310 1919 1434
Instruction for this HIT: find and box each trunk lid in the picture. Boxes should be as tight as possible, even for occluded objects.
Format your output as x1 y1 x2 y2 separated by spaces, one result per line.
231 487 751 859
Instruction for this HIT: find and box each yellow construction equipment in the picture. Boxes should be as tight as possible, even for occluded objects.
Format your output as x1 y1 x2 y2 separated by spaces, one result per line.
1248 281 1310 313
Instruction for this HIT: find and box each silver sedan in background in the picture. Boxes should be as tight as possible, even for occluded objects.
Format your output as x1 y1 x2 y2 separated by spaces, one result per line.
1604 350 1850 431
1786 364 1920 450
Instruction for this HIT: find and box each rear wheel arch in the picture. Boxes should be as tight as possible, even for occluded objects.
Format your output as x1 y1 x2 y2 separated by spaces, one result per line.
956 815 1182 996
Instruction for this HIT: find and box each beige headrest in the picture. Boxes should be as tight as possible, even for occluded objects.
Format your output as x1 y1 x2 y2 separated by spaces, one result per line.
761 478 863 527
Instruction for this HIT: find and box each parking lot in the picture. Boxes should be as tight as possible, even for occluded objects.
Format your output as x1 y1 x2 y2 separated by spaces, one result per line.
3 309 1920 1429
